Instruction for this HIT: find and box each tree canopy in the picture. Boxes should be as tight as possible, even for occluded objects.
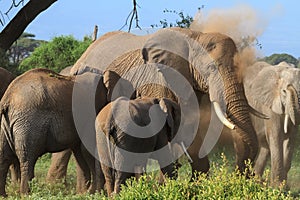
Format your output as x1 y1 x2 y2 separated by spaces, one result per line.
263 53 299 67
18 35 92 73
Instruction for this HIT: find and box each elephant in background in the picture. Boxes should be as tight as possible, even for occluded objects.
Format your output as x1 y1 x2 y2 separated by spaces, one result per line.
0 67 19 182
0 68 109 197
71 27 260 175
0 67 15 99
46 68 136 187
96 97 181 195
200 61 300 186
244 61 300 185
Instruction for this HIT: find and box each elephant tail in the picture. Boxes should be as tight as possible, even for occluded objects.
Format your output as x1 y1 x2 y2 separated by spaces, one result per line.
0 105 15 153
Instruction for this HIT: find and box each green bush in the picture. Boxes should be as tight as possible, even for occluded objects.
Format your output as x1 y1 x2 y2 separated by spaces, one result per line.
116 154 292 200
18 35 92 74
2 153 295 199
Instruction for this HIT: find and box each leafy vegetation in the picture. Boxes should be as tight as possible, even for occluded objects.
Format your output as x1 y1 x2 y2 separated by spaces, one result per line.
263 53 299 67
18 35 92 74
2 147 297 199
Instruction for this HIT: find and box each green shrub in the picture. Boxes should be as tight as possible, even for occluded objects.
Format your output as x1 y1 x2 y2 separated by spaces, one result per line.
2 153 295 199
18 35 91 74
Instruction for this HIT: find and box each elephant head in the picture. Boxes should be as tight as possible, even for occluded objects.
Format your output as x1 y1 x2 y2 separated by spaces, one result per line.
244 61 300 133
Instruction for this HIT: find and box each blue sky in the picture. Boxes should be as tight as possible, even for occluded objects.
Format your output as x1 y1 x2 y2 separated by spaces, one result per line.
0 0 299 57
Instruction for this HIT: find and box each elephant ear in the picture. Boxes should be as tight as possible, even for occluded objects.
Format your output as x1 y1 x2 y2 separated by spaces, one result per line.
103 70 136 102
244 62 283 114
142 29 190 73
159 98 181 141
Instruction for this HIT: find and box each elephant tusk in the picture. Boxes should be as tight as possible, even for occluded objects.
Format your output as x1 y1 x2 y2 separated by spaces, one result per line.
249 106 269 119
284 114 289 134
180 142 193 163
212 102 235 130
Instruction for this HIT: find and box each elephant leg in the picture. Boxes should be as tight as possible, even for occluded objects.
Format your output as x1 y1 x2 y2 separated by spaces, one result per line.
282 130 296 181
18 157 37 195
95 160 105 191
254 146 270 177
0 144 13 197
72 147 91 194
114 170 134 194
81 146 97 194
9 160 20 184
266 119 284 186
160 162 176 180
100 164 114 196
0 159 10 197
46 149 72 183
190 154 210 179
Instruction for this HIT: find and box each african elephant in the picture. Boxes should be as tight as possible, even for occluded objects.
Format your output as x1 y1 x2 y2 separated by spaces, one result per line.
46 68 136 187
0 67 19 182
244 61 300 185
96 97 181 195
0 68 109 197
70 27 260 175
200 61 300 186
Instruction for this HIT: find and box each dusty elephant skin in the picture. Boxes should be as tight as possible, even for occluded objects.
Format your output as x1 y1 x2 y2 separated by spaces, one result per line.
95 97 181 195
201 61 300 186
71 27 259 176
0 67 20 183
244 62 300 186
0 68 108 197
46 69 136 186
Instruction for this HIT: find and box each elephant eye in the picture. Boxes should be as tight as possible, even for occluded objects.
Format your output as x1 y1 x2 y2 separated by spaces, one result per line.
282 89 287 97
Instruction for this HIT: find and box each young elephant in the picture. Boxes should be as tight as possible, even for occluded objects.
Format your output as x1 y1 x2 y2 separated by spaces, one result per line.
0 68 108 197
95 97 181 195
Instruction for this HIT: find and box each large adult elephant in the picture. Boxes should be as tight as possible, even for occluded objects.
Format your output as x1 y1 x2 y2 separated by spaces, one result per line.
46 67 136 186
0 68 111 197
70 27 260 175
200 61 300 186
244 61 300 185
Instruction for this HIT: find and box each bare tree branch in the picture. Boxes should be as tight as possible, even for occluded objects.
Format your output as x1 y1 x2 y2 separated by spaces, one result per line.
120 0 141 32
0 0 57 51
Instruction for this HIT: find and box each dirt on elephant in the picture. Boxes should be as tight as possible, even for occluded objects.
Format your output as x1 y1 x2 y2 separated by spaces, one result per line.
190 4 269 80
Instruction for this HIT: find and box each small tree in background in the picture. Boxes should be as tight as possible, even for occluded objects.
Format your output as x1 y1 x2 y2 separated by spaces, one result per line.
263 53 299 67
8 32 44 65
18 35 92 74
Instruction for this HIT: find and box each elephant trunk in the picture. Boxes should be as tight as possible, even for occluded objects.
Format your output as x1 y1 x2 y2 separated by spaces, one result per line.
218 64 258 173
284 85 300 132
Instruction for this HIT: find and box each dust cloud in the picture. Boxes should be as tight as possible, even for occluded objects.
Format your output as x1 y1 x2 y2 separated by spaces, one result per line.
190 4 269 80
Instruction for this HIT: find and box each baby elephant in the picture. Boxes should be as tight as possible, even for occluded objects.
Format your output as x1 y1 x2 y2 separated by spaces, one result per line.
95 97 181 195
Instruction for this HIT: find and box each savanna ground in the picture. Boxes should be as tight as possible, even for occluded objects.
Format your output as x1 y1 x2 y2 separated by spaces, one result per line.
2 133 300 199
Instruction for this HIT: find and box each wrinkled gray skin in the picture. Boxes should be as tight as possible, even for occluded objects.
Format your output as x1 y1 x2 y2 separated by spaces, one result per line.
201 61 300 186
46 67 136 190
71 27 259 175
0 68 109 197
0 67 19 182
96 97 181 195
244 62 300 186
